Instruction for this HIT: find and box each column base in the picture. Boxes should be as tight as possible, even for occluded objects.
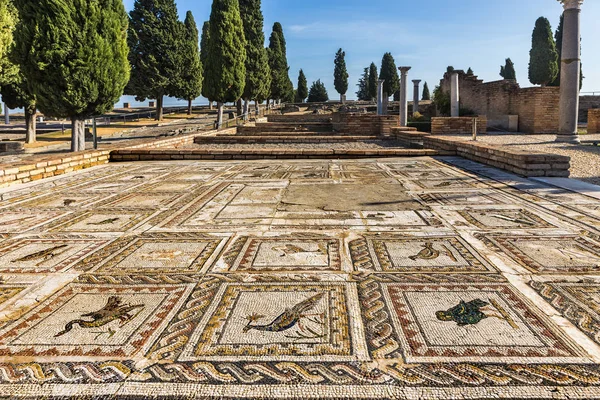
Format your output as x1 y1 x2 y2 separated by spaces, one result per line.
555 134 581 144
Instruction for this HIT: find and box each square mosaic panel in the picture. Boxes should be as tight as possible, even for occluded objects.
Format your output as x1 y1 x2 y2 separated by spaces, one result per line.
477 234 600 274
0 282 194 359
458 209 555 229
530 280 600 345
349 235 497 273
48 209 157 233
0 236 111 273
177 280 367 362
76 233 225 274
0 210 64 233
359 277 588 363
218 235 342 272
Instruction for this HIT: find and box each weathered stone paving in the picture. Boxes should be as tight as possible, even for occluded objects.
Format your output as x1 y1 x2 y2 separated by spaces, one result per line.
1 157 600 399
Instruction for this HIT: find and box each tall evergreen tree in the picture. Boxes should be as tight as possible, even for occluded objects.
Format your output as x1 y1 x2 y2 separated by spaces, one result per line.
500 58 517 80
367 62 378 101
466 67 474 75
200 21 213 108
551 13 583 89
239 0 270 116
0 0 16 79
267 29 286 103
203 0 246 128
13 0 130 152
356 67 369 101
528 17 558 86
126 0 183 121
297 69 308 103
175 11 203 115
307 79 328 103
422 82 431 101
379 52 399 114
271 22 293 103
333 48 349 102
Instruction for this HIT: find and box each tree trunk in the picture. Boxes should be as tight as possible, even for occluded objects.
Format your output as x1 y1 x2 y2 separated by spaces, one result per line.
209 101 213 110
216 102 224 129
243 99 249 121
236 98 243 117
71 118 85 152
187 99 193 115
24 106 36 144
255 100 260 114
156 95 164 121
383 93 389 115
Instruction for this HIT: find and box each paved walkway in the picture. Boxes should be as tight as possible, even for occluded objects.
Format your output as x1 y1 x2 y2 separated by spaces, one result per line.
1 157 600 399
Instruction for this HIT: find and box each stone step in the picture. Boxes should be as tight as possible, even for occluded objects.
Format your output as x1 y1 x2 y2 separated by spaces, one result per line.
194 135 384 144
239 124 333 133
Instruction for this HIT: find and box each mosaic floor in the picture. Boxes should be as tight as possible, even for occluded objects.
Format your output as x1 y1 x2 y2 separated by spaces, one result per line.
1 157 600 399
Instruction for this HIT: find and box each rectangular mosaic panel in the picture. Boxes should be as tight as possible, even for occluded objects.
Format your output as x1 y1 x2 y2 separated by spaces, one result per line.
47 209 157 233
458 209 555 229
0 210 64 233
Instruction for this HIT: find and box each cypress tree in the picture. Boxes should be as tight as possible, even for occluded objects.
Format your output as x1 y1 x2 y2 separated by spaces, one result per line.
13 0 130 152
356 67 369 101
307 79 328 103
333 48 349 102
200 21 213 108
422 82 431 101
367 62 378 101
500 58 517 80
239 0 270 116
528 17 558 86
297 69 308 103
175 11 203 115
204 0 246 128
466 67 474 75
267 29 287 103
272 22 293 103
379 52 399 114
126 0 183 121
0 0 16 78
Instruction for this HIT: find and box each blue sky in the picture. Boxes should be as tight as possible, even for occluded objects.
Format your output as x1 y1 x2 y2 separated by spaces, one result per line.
122 0 600 104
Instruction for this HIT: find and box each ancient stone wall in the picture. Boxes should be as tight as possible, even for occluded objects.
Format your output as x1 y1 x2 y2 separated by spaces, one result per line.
580 96 600 122
332 114 397 136
431 117 487 135
588 109 600 134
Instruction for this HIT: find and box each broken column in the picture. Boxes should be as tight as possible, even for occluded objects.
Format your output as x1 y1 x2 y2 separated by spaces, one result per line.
450 72 460 117
556 0 584 143
398 67 411 126
412 79 421 115
377 79 385 116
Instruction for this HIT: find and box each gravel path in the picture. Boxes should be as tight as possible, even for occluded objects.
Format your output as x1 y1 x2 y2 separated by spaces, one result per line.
446 132 600 185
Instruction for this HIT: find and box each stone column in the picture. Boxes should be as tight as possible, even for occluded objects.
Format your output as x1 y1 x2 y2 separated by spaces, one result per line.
377 79 385 116
398 67 411 126
412 79 422 114
450 72 460 117
4 103 9 125
556 0 584 143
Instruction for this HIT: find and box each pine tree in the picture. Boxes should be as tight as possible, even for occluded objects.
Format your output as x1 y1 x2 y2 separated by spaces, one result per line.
13 0 130 152
528 17 559 86
356 67 369 101
500 58 517 80
551 13 583 89
333 48 349 101
203 0 246 128
239 0 270 115
422 82 431 101
307 79 328 103
367 62 378 101
379 53 399 114
175 11 203 115
126 0 183 121
297 69 308 103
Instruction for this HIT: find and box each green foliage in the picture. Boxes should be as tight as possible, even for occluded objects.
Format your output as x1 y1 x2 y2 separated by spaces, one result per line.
203 0 247 103
460 107 477 117
200 21 211 100
13 0 130 119
297 69 308 102
500 58 517 80
307 79 328 103
466 67 473 75
356 67 369 101
432 85 450 116
239 0 270 102
422 82 431 101
446 66 455 74
0 0 16 80
379 53 399 97
126 0 182 102
333 48 348 96
367 62 378 101
407 121 431 133
528 16 558 86
267 28 287 100
175 11 202 102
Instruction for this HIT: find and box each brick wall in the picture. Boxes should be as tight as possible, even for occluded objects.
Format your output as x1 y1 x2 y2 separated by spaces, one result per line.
589 109 600 134
332 114 398 136
580 96 600 122
431 117 487 135
516 87 560 134
266 114 333 123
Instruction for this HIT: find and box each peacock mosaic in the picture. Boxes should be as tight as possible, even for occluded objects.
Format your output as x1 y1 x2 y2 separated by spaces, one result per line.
1 158 600 399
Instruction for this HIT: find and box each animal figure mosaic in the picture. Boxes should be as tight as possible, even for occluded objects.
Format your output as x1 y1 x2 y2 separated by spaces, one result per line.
55 296 144 337
87 218 120 226
436 298 518 328
11 244 69 265
409 242 439 261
